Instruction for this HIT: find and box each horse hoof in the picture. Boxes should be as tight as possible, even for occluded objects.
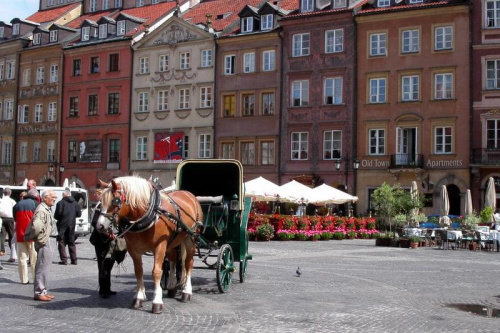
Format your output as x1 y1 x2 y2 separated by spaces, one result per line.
167 289 176 298
152 303 163 314
132 298 143 309
180 293 191 303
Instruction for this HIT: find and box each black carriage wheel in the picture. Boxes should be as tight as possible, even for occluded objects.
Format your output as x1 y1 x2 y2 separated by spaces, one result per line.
216 244 234 293
239 259 247 283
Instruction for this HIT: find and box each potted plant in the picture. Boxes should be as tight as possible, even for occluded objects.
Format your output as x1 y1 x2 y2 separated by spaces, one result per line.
375 232 393 246
320 231 333 240
462 213 480 230
276 230 293 241
409 236 420 249
295 231 309 241
346 230 356 239
332 231 345 240
256 223 274 241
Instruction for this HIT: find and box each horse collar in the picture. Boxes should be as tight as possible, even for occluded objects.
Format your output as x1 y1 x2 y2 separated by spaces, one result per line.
127 187 162 233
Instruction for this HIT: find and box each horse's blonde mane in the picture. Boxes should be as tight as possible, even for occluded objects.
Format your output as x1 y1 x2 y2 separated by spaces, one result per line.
102 176 151 212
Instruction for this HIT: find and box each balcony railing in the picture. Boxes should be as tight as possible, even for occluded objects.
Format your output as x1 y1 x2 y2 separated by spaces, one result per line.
389 154 424 169
471 149 500 165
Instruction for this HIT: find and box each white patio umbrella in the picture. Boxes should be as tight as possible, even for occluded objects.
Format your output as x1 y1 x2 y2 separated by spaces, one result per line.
464 189 473 216
244 176 280 201
410 181 419 227
485 177 496 223
278 180 313 203
308 183 358 205
439 185 451 227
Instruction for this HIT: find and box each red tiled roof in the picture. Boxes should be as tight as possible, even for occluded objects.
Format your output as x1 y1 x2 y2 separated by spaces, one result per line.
358 0 463 15
65 10 115 29
121 2 178 35
25 3 81 24
278 0 300 11
284 6 350 19
183 0 263 32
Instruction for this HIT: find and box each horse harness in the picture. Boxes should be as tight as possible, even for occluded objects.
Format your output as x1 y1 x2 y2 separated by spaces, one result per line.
107 186 202 248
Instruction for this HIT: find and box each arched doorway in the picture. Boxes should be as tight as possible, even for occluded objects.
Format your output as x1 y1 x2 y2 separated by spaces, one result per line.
43 179 55 186
447 184 460 216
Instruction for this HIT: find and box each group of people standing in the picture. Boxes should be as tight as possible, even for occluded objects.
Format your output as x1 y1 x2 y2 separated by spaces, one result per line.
0 180 84 301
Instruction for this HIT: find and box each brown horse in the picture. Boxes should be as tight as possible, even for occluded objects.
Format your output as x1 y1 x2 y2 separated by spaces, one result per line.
96 176 203 314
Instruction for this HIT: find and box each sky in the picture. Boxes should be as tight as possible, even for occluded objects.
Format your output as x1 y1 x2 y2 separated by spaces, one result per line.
0 0 39 23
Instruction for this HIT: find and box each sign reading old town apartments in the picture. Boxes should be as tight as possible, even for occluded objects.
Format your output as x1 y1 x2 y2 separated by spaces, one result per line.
359 158 464 169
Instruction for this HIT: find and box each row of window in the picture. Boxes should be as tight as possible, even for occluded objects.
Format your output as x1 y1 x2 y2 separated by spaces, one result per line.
138 50 213 74
67 139 120 163
136 87 211 112
46 0 76 7
222 91 275 117
17 103 57 123
17 140 56 163
87 0 123 12
21 65 59 86
68 93 119 117
32 30 59 45
223 50 275 75
0 61 16 80
240 14 274 33
0 100 14 120
72 54 119 75
301 0 347 12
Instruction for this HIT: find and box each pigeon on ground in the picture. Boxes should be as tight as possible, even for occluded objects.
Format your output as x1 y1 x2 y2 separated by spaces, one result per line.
296 266 302 277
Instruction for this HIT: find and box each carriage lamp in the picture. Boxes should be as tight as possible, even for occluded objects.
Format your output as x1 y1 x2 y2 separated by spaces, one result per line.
230 194 239 211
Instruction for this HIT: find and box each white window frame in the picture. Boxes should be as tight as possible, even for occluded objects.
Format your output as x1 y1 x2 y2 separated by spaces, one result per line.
180 52 190 70
262 50 275 71
323 130 342 160
224 55 235 75
157 90 168 111
434 73 453 99
0 63 4 81
19 142 28 163
198 134 211 158
487 0 500 28
35 104 43 123
2 140 11 165
115 0 122 7
89 0 97 12
402 29 419 53
261 141 275 165
18 105 29 124
82 26 90 41
47 140 55 162
117 21 125 35
136 136 148 160
434 126 453 154
487 59 500 89
221 142 234 159
291 132 309 160
0 27 4 38
301 0 313 12
22 68 30 86
333 0 347 8
158 54 168 72
324 77 343 105
138 92 149 112
50 30 58 42
50 64 58 83
4 100 13 120
241 141 255 165
378 0 390 6
136 0 144 6
99 24 107 39
201 49 212 67
435 26 453 50
33 33 41 45
369 78 386 103
242 94 255 116
292 80 309 107
325 29 343 54
48 102 57 121
262 92 274 115
200 86 212 108
12 24 20 35
6 62 15 79
369 129 385 155
179 88 190 109
36 67 45 85
139 57 149 74
370 33 387 56
33 141 41 162
261 14 273 30
243 52 255 73
241 17 253 33
402 75 419 101
293 33 310 57
103 0 110 9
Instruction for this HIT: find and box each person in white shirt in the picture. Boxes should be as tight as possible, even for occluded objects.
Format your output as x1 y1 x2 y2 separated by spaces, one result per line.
0 188 18 262
494 209 500 230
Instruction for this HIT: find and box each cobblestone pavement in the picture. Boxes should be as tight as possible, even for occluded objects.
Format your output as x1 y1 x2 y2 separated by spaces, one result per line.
2 238 500 332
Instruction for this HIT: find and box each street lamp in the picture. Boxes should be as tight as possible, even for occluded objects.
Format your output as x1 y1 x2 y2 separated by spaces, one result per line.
48 162 65 186
334 157 359 192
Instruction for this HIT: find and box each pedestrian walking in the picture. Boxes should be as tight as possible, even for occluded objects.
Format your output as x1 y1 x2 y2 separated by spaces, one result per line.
0 188 18 263
13 189 39 284
54 188 81 265
31 189 58 301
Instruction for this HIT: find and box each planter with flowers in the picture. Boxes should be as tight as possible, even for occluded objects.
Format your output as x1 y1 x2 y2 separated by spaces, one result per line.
308 231 321 241
295 231 309 241
256 223 274 241
346 230 357 239
409 236 420 249
276 229 295 241
320 231 333 240
332 231 345 240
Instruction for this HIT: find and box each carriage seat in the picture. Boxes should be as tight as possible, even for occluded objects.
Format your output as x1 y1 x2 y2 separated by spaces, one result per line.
196 195 224 205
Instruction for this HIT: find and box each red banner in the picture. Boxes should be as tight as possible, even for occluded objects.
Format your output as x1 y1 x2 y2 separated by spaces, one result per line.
154 132 184 164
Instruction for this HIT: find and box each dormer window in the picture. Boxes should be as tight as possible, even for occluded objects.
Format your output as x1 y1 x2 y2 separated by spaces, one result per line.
333 0 347 8
33 33 41 45
301 0 314 12
241 17 253 33
12 23 20 36
378 0 390 7
136 0 144 6
82 26 90 41
0 27 4 38
117 21 125 35
50 30 58 42
261 14 273 30
409 0 423 3
99 24 107 39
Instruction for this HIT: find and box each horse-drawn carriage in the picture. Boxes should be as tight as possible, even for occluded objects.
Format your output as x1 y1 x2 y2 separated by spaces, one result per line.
173 158 253 292
96 159 252 313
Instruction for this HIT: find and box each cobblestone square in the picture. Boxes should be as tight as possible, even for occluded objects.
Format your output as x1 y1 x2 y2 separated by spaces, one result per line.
1 238 500 332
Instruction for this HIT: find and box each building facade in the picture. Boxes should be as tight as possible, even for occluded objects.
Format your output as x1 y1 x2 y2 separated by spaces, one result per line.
355 0 471 216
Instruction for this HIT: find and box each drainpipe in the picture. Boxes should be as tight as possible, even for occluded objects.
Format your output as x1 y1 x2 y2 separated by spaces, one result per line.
213 34 218 158
128 39 134 175
468 1 474 211
278 29 284 186
352 14 358 215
